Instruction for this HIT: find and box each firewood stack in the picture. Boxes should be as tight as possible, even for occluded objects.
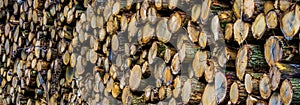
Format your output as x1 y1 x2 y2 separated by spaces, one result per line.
0 0 299 104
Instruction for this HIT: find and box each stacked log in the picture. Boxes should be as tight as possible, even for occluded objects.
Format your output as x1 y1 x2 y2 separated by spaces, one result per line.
0 0 299 105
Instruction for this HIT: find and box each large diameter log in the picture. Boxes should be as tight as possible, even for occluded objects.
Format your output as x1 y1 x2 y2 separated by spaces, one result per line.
229 81 247 104
264 36 297 66
280 78 300 105
236 44 268 80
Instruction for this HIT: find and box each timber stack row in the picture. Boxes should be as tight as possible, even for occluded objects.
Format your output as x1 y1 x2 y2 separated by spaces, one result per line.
0 0 299 104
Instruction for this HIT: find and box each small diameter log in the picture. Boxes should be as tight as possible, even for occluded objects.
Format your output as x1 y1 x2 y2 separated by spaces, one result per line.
148 42 158 64
202 83 216 105
215 71 228 104
171 53 181 75
269 92 282 105
172 76 181 99
234 19 250 45
233 0 242 19
147 6 158 24
236 44 268 80
230 81 247 104
264 36 297 66
251 13 266 39
259 74 271 99
266 11 278 29
156 18 172 43
244 73 260 95
280 78 300 105
198 31 207 49
181 78 205 104
224 23 233 41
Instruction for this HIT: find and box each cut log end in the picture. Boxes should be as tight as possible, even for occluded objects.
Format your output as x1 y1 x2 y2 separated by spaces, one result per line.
280 79 293 105
259 74 271 99
251 13 266 39
215 71 227 104
129 65 142 91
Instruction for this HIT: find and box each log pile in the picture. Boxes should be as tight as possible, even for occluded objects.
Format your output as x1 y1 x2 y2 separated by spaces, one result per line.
0 0 299 104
